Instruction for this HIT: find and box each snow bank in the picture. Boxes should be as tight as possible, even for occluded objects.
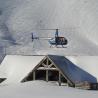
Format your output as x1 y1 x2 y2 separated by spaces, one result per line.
0 81 98 98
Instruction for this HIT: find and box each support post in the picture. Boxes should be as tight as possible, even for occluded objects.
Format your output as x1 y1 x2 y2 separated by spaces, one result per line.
59 72 61 86
33 71 35 80
66 80 69 86
46 58 49 66
46 70 48 82
67 80 71 87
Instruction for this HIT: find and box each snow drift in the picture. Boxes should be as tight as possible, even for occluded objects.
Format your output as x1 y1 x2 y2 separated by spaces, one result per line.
0 81 98 98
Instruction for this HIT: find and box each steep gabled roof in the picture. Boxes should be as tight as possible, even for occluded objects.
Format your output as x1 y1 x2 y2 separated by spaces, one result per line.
47 55 75 86
47 55 97 84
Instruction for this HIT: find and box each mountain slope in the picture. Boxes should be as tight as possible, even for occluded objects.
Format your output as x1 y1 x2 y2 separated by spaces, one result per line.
0 0 98 57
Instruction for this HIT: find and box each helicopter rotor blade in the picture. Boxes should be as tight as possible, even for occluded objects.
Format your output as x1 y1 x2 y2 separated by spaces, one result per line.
32 29 60 30
31 27 79 31
39 29 60 30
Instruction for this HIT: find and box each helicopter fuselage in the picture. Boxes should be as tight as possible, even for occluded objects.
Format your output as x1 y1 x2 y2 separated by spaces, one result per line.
49 37 68 46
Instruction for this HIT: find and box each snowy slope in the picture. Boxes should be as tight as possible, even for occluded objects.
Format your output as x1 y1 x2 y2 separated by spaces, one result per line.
0 0 98 56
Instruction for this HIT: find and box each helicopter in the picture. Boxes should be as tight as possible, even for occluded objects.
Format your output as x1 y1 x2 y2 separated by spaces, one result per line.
31 29 68 48
48 29 68 47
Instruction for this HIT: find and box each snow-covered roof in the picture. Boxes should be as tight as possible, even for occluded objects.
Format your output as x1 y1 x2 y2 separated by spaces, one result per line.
0 55 44 84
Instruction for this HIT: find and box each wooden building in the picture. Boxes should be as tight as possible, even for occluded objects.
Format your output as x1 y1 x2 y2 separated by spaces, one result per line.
22 55 75 87
0 54 98 90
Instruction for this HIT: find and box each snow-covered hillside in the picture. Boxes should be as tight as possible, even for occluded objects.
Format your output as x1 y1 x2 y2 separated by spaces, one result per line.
0 0 98 57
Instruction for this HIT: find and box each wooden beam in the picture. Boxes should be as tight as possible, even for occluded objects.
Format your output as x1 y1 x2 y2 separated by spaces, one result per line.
37 67 58 70
47 58 49 65
33 71 35 80
48 63 54 68
42 63 47 67
23 78 27 82
46 70 48 82
59 72 61 86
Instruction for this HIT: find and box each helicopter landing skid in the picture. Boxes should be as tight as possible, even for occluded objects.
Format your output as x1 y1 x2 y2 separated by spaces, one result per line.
50 45 67 48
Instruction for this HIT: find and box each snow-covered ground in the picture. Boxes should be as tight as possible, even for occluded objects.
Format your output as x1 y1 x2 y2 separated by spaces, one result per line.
0 81 98 98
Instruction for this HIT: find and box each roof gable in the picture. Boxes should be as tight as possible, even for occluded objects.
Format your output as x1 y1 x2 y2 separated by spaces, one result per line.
32 55 75 86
